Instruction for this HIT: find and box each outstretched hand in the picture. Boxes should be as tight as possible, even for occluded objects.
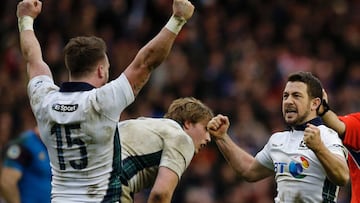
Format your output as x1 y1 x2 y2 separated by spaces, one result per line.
173 0 195 20
207 114 230 139
17 0 42 19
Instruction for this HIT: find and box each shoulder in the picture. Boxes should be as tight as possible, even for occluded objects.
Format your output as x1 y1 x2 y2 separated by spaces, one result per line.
318 125 338 136
28 75 57 92
119 117 182 131
339 112 360 125
268 131 289 141
318 125 344 145
3 135 33 166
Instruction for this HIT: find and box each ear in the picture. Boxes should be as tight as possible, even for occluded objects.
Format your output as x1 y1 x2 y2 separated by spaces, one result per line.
183 120 192 130
311 97 322 111
97 64 105 79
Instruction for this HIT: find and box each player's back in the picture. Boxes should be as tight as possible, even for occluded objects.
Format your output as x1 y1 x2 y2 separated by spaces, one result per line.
43 90 117 201
118 117 195 202
28 75 134 202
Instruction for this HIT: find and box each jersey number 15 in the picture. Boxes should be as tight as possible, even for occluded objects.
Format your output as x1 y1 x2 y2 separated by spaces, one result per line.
51 123 88 170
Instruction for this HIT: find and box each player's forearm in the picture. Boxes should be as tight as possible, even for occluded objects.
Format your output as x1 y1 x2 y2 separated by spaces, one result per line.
19 30 42 63
321 111 346 137
19 24 51 79
147 193 172 203
0 183 21 203
132 14 187 70
124 17 185 95
314 145 349 186
0 168 22 203
136 28 177 72
215 135 257 181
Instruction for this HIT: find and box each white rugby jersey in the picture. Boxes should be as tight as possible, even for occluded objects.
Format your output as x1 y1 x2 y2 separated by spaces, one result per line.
118 117 195 202
28 74 134 203
256 118 347 203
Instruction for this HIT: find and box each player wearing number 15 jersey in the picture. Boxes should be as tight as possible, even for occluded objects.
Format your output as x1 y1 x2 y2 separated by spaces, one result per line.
17 0 194 202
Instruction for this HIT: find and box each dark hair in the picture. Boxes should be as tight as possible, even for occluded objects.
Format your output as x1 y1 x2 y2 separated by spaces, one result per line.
63 36 107 78
287 71 323 100
164 97 214 125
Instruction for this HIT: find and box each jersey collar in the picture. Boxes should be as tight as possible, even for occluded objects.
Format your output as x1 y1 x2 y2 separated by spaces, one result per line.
60 82 95 92
288 117 323 131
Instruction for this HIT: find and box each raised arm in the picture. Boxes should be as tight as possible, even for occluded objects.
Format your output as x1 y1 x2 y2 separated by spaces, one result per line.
318 89 346 137
208 114 274 182
124 0 194 96
17 0 52 80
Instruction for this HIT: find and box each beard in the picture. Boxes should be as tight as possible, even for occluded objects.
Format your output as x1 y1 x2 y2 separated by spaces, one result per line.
284 110 310 126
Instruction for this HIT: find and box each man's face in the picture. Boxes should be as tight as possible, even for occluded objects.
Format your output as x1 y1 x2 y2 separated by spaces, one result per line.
282 81 312 126
185 120 211 154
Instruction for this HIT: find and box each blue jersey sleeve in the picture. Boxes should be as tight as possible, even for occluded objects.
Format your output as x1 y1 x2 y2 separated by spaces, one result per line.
3 143 32 172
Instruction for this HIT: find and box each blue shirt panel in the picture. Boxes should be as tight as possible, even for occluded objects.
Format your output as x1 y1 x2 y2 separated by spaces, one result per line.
3 130 51 203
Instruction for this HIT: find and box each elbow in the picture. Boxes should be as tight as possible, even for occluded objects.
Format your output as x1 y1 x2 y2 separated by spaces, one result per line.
148 191 172 203
330 170 349 186
336 173 349 187
236 171 260 182
242 176 260 182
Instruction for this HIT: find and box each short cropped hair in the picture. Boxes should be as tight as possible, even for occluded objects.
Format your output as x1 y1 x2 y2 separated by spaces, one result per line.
164 97 214 125
287 71 323 100
64 36 107 78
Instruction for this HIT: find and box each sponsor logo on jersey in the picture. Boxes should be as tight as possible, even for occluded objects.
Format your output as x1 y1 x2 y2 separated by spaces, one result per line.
34 80 43 88
288 156 309 178
52 104 78 112
7 145 21 159
299 140 307 149
274 156 309 179
272 143 283 147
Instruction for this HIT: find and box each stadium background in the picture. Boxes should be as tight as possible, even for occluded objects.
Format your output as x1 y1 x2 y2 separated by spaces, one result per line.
1 0 359 202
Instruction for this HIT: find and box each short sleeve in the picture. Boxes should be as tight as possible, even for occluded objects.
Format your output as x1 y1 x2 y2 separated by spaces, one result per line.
255 142 274 171
92 73 135 121
339 113 360 150
3 143 32 173
27 75 59 115
160 126 194 179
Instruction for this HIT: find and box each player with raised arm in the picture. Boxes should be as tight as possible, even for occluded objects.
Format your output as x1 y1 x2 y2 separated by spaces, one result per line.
208 72 349 203
16 0 194 202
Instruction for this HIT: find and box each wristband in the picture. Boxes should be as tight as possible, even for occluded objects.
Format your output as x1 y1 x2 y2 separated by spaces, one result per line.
18 16 34 32
165 15 186 35
319 99 330 117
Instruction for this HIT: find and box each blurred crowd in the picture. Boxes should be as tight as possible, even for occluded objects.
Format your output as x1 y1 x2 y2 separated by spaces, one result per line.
1 0 359 202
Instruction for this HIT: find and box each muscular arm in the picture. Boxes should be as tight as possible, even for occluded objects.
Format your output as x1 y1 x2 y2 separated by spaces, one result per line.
321 111 346 138
313 145 349 186
304 124 349 186
208 114 274 182
215 134 274 182
0 167 22 203
124 28 178 96
124 0 194 96
17 0 52 80
318 89 346 138
147 167 179 203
